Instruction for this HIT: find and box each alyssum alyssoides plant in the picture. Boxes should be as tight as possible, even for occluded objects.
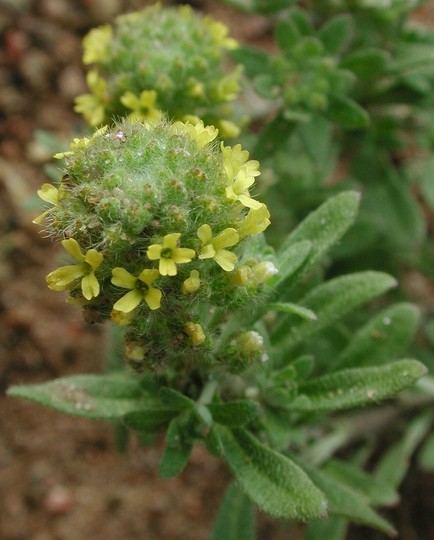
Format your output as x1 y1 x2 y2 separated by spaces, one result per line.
9 118 428 538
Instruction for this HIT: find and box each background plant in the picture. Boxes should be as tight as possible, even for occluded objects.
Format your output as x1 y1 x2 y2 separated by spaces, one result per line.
7 2 434 539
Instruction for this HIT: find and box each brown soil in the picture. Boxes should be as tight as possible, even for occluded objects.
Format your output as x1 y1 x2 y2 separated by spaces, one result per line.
1 1 433 539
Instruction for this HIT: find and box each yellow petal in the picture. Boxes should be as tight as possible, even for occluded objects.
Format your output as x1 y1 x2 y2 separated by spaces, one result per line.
147 244 162 260
214 250 237 272
138 269 160 286
32 209 51 224
111 267 137 289
237 194 263 210
144 287 162 310
62 238 85 261
46 264 86 290
197 224 212 245
172 247 195 264
213 228 239 250
163 233 181 250
81 272 100 300
120 91 141 110
199 244 216 260
159 258 177 276
113 289 143 313
37 184 58 204
84 249 103 270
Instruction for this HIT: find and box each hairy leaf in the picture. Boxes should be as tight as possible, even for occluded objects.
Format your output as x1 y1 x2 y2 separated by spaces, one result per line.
7 374 145 419
336 303 420 369
123 408 178 432
289 359 427 412
279 191 361 279
211 481 256 540
271 271 397 348
293 458 396 535
218 426 327 520
208 400 258 427
318 14 353 55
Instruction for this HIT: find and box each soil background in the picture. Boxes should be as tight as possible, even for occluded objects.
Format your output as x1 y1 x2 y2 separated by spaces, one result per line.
1 1 433 539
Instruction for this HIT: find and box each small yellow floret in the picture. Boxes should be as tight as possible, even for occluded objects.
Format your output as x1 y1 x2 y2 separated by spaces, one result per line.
183 321 206 346
147 233 195 276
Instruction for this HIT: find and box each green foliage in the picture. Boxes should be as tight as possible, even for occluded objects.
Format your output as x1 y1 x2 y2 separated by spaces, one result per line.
210 481 255 540
10 2 434 539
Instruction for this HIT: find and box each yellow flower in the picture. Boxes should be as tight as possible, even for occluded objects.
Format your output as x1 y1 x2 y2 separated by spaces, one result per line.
220 142 261 182
225 167 263 209
147 233 195 276
251 261 278 285
197 224 239 271
236 204 271 237
230 265 253 287
74 70 108 127
206 18 238 50
82 24 113 65
183 321 206 346
33 183 64 224
112 267 161 312
54 126 108 159
120 90 163 122
213 68 242 102
172 120 218 149
217 119 240 139
181 270 201 294
46 239 103 300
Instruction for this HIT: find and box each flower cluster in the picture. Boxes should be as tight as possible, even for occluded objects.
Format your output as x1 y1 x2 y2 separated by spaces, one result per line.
75 4 242 138
35 119 274 370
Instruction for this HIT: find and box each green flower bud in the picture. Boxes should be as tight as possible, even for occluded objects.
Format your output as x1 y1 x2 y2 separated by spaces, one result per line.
75 4 242 137
36 118 272 370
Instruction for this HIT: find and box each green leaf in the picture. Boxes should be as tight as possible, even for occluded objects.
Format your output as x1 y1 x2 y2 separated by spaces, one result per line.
230 45 270 78
304 517 347 540
266 302 317 321
341 48 389 79
7 374 145 419
217 426 328 521
253 113 295 161
123 408 178 432
419 156 434 210
323 459 399 506
336 303 420 369
159 417 193 478
327 96 370 129
418 432 434 472
289 359 427 412
288 8 314 36
375 412 433 489
318 14 353 55
293 458 396 536
210 481 256 540
254 0 297 13
208 401 258 427
160 387 194 410
279 191 361 279
272 240 312 290
271 271 397 349
275 18 300 51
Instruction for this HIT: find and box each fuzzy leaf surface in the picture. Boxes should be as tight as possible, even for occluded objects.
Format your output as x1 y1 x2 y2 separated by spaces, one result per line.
272 271 397 348
208 400 258 427
289 359 427 412
123 409 178 433
210 481 256 540
7 374 146 419
279 192 360 279
217 426 327 521
336 303 420 369
293 458 396 535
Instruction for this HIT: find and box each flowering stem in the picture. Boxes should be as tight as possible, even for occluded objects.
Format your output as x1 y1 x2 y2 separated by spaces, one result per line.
198 380 218 405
